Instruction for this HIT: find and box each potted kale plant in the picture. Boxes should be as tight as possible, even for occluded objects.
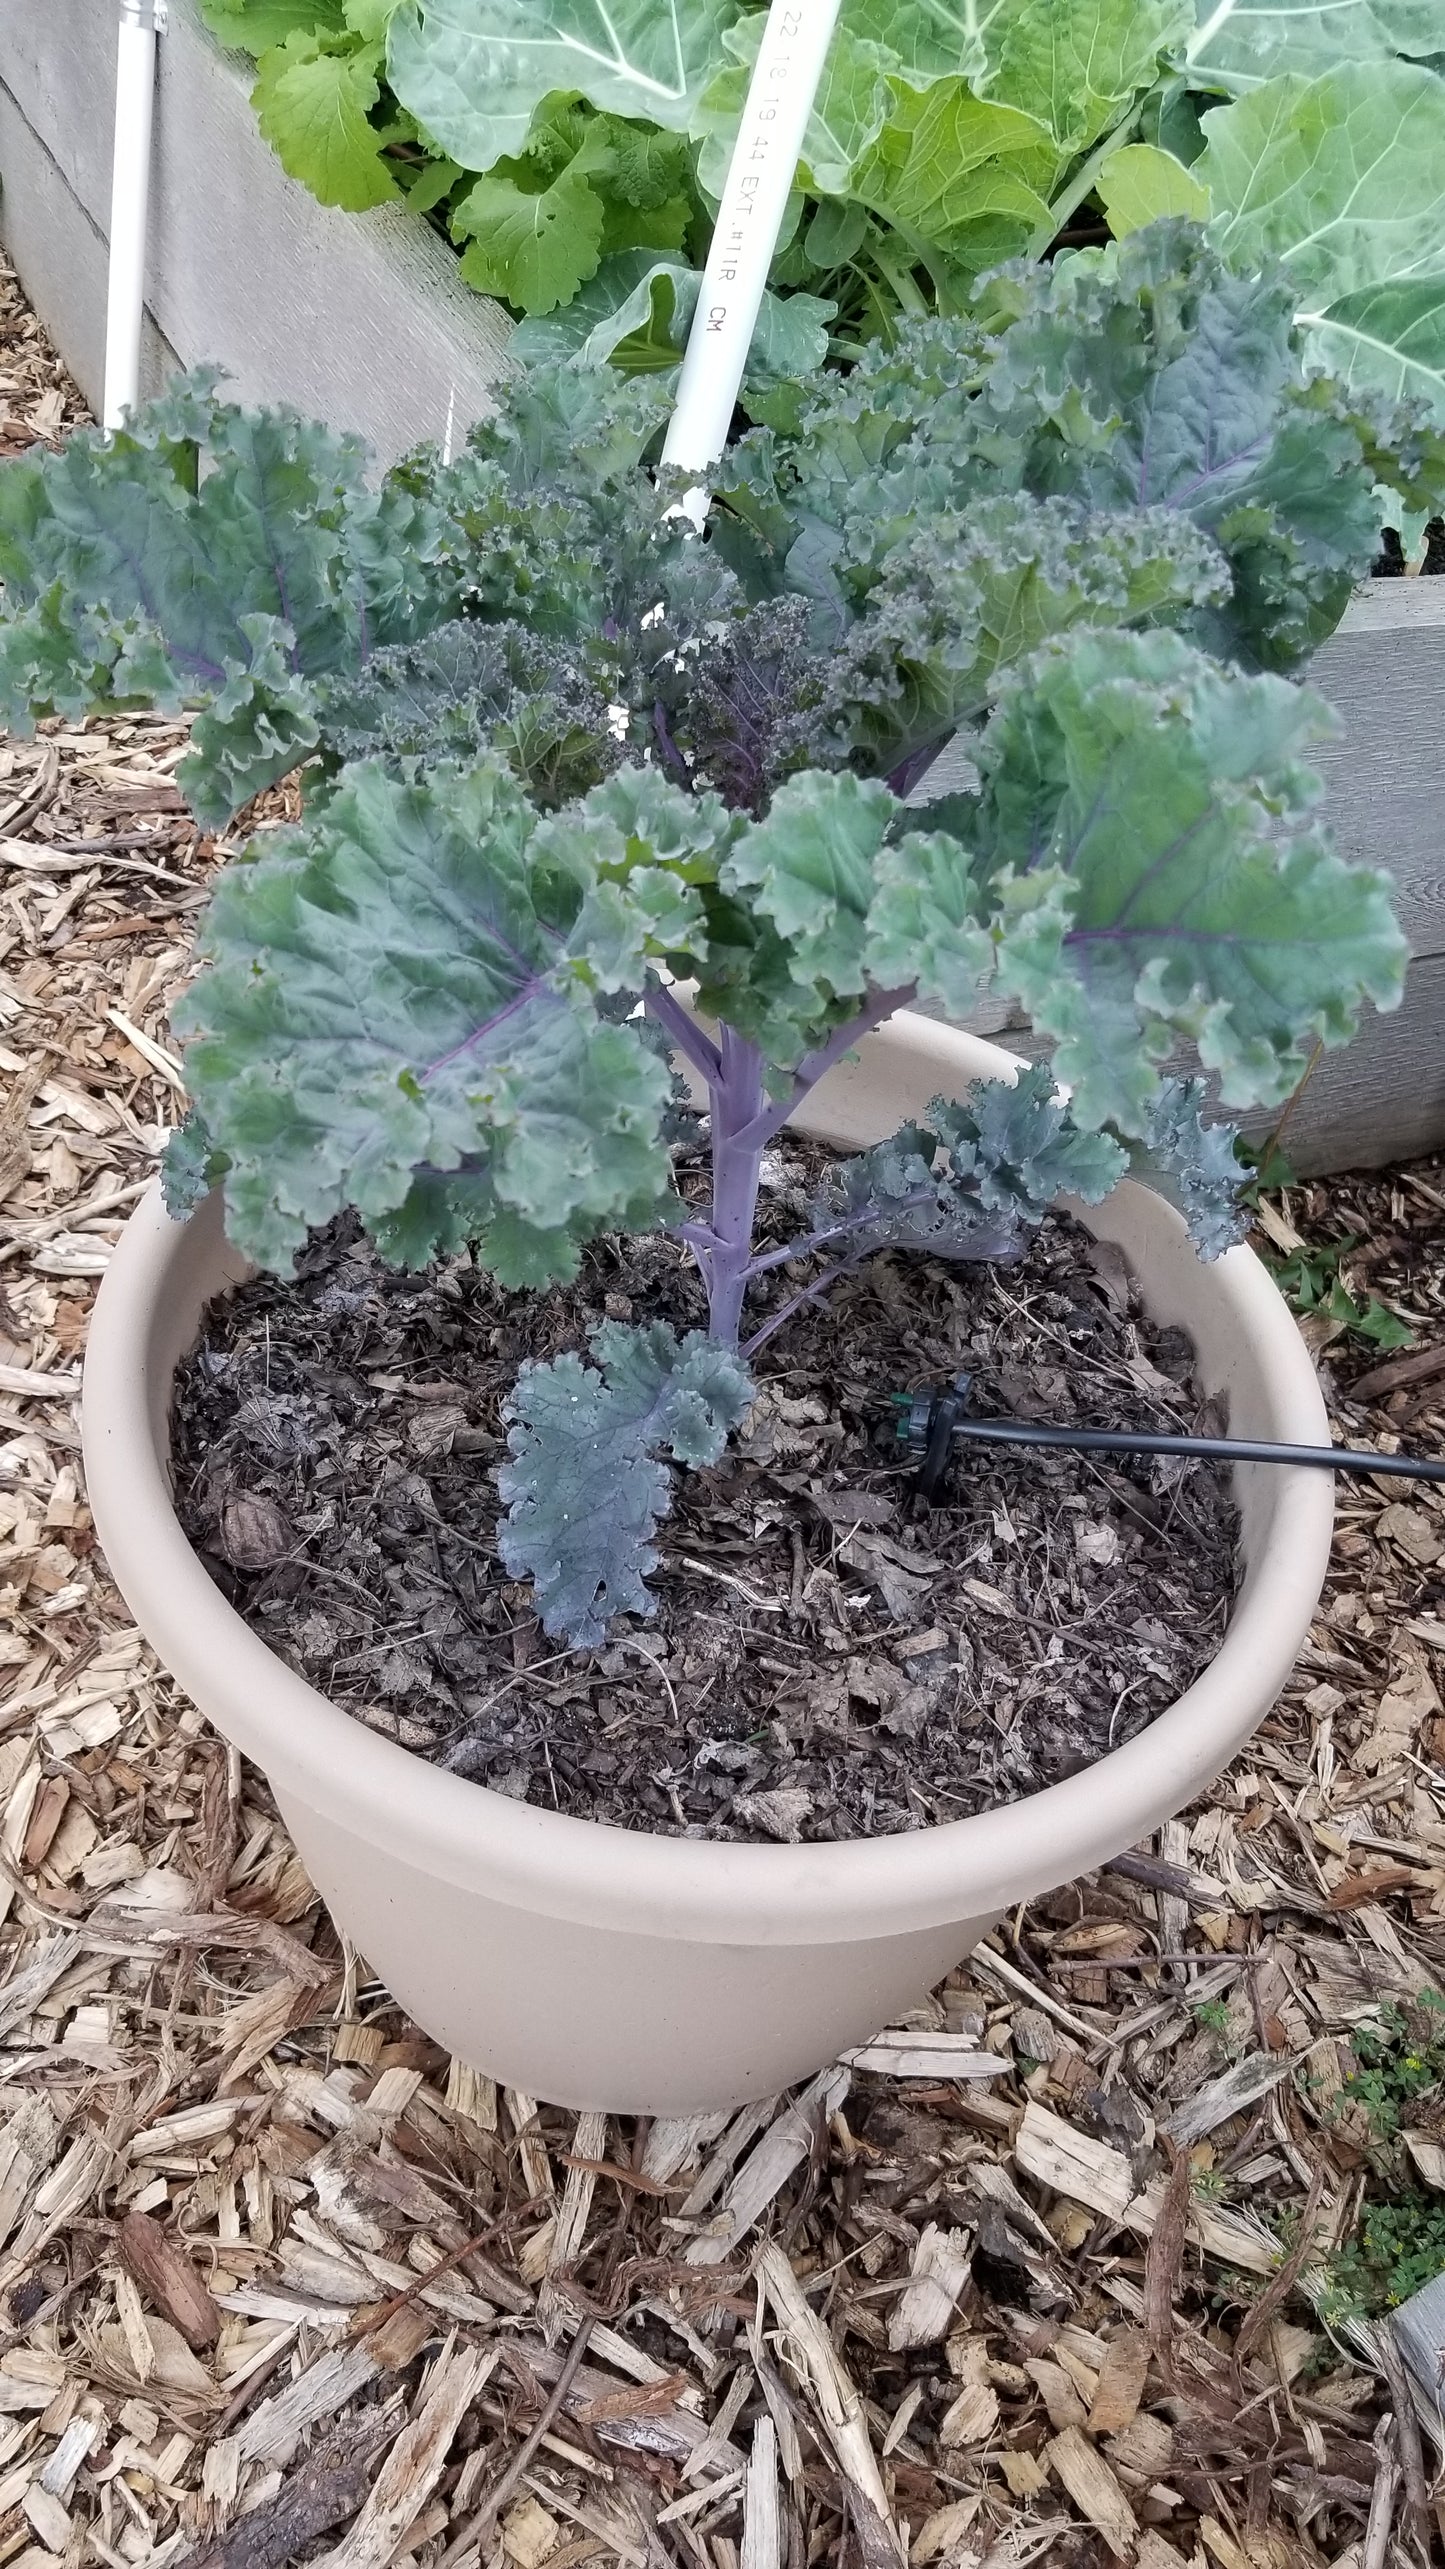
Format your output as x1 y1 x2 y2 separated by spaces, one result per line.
0 227 1431 2110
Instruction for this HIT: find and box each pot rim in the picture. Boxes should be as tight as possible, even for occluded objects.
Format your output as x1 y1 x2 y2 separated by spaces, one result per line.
83 1022 1334 1948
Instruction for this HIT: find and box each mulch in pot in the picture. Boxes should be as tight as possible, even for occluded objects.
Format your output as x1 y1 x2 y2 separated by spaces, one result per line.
169 1146 1240 1845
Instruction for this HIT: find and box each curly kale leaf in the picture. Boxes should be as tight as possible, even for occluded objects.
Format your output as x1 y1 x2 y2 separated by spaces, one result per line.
0 377 445 824
817 1068 1128 1265
979 222 1443 669
969 626 1406 1132
311 616 616 802
173 756 676 1276
823 492 1230 774
498 1321 753 1648
160 1110 231 1219
1123 1077 1250 1259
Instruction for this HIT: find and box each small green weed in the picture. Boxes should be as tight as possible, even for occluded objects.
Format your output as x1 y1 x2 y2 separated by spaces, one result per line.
1317 2193 1445 2320
1235 1143 1415 1351
1339 1993 1445 2149
1262 1238 1414 1352
1192 1996 1233 2037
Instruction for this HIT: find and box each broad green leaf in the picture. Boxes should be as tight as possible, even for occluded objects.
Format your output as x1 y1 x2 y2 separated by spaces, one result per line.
509 253 833 385
453 163 606 311
980 0 1191 153
252 33 401 209
842 0 1185 153
344 0 404 35
1199 64 1445 312
1186 0 1445 93
385 0 740 171
197 0 344 50
499 1322 754 1647
850 79 1058 270
1304 275 1445 404
174 756 676 1275
1097 141 1212 233
693 20 893 200
976 628 1406 1129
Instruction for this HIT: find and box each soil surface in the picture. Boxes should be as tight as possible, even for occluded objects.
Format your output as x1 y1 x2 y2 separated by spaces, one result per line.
170 1149 1239 1843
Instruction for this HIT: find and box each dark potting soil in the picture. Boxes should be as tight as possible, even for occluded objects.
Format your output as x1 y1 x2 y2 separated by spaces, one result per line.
169 1149 1240 1845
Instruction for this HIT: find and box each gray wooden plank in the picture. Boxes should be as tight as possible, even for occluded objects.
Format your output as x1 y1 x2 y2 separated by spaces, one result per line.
0 0 513 464
1311 592 1445 963
0 83 178 412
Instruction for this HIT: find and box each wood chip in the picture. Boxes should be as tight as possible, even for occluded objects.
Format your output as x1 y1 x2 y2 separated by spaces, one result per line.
1044 2427 1138 2561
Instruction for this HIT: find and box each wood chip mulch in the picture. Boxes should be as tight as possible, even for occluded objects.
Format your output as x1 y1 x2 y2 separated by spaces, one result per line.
4 244 1445 2569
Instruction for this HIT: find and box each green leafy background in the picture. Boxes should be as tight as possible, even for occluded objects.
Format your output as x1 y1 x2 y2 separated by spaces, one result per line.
199 0 1445 420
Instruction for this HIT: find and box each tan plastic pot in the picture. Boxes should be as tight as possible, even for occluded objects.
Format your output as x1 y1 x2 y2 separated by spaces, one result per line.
82 1014 1334 2113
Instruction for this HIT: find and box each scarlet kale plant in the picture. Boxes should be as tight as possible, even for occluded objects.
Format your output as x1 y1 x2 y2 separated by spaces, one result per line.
0 227 1434 1646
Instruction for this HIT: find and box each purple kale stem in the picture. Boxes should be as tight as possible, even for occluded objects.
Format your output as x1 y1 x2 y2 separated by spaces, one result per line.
703 1021 767 1348
732 983 914 1155
643 981 723 1085
743 1186 935 1280
741 1247 872 1359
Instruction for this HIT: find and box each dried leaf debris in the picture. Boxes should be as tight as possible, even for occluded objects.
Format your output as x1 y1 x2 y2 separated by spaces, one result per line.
3 245 1445 2567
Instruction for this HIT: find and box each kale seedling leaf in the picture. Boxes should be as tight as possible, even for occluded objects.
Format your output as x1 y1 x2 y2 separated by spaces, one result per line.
498 1320 753 1646
816 1067 1128 1266
1123 1077 1251 1259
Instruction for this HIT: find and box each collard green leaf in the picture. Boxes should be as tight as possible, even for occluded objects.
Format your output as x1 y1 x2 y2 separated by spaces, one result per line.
1096 142 1212 233
979 0 1191 153
849 79 1058 274
174 756 676 1275
252 32 402 209
197 0 345 48
453 161 608 311
449 102 694 315
1199 64 1445 312
974 627 1407 1130
1300 276 1445 405
0 383 443 823
509 253 833 386
1185 0 1445 93
1122 1077 1249 1258
692 19 893 200
498 1320 753 1646
385 0 740 171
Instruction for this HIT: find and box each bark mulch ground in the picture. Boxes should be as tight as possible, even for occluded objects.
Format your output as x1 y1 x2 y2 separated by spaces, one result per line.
4 244 1445 2569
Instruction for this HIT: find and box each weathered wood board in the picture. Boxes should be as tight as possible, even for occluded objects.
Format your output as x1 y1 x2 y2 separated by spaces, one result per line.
0 0 513 463
0 0 1440 1172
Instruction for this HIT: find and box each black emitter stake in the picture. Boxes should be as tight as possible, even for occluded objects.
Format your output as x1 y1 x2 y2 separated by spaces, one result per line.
895 1376 1445 1506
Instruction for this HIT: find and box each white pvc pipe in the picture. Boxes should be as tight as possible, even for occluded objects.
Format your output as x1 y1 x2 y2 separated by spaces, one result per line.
661 0 843 510
103 0 162 432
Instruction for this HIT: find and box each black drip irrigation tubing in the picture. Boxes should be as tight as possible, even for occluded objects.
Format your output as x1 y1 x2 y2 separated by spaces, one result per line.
894 1377 1445 1506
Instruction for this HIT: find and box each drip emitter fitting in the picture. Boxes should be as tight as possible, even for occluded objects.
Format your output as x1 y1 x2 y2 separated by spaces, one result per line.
894 1375 1445 1506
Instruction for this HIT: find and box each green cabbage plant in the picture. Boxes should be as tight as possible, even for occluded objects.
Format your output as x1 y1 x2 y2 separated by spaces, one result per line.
0 227 1432 1645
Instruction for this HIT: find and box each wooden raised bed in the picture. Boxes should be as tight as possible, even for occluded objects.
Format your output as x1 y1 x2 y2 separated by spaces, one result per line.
1 0 1441 1174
